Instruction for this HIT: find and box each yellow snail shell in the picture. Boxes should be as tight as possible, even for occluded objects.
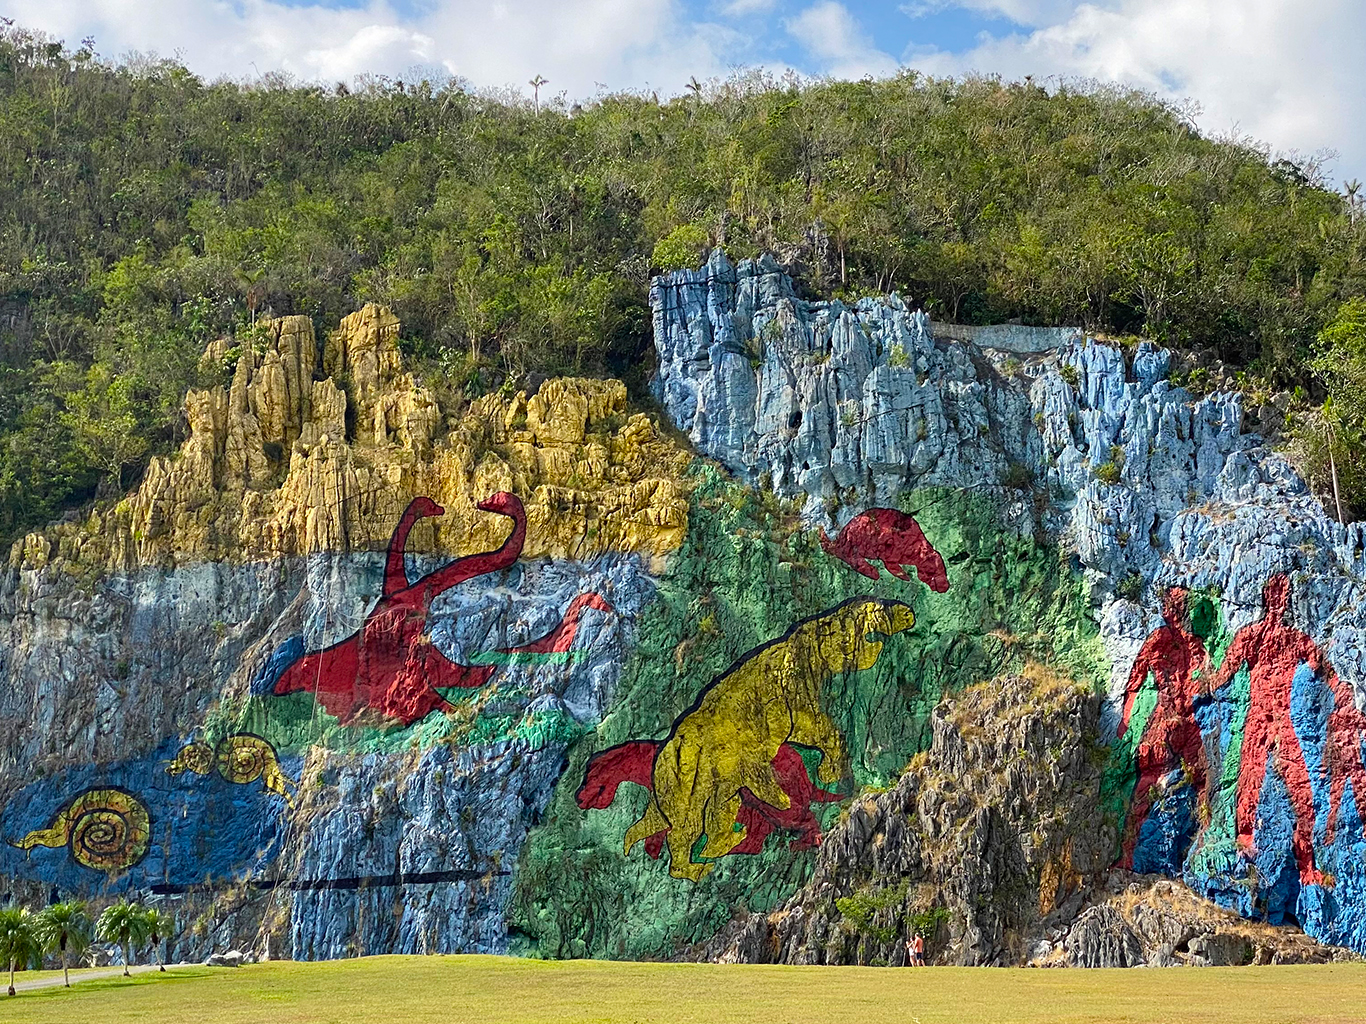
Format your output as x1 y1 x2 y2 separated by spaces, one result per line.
217 734 295 806
166 741 214 777
12 787 151 873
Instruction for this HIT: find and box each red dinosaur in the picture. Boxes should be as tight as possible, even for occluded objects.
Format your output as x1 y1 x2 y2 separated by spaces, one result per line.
271 493 610 726
1209 574 1364 884
819 508 949 591
1116 587 1211 867
577 741 842 860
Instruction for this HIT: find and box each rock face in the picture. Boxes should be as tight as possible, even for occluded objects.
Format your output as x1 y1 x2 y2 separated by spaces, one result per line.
704 671 1114 967
41 305 688 570
4 260 1366 966
1 306 688 961
648 251 1366 959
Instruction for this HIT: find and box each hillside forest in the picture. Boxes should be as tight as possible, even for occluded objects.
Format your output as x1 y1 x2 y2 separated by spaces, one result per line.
1 22 1364 545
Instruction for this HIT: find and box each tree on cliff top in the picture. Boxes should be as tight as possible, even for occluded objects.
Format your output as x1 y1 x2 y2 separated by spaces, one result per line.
0 21 1364 542
1301 298 1366 519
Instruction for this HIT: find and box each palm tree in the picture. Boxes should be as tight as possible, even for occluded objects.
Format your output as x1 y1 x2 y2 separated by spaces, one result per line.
96 901 150 977
35 902 91 988
0 908 41 997
142 909 169 971
529 74 547 113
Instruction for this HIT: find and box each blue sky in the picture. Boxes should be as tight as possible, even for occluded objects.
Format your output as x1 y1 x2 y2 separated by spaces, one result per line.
2 0 1362 183
682 0 1024 65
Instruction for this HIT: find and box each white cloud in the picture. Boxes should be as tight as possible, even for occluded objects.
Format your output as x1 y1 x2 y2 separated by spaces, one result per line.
0 0 730 99
900 0 1075 26
785 1 899 78
908 0 1366 184
3 0 1361 185
720 0 777 16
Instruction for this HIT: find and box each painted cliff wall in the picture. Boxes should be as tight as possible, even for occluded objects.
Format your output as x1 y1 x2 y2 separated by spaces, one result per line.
632 249 1366 959
2 251 1364 967
0 305 689 960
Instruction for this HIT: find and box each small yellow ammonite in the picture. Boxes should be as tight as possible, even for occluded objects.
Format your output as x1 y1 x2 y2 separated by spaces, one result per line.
11 787 151 874
167 733 294 806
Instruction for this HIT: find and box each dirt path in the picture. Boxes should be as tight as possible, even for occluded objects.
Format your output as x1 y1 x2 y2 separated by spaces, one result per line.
12 965 174 992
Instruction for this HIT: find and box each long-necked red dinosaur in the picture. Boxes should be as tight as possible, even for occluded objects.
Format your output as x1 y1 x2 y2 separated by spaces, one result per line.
267 493 609 726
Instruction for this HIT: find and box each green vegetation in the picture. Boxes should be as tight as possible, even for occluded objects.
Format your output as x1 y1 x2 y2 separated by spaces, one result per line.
1298 297 1366 519
0 907 40 996
836 880 911 945
2 23 1365 545
33 902 92 989
11 956 1366 1024
94 902 151 978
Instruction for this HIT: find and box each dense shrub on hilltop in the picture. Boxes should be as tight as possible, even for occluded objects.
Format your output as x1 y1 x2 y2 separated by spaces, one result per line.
1 23 1364 543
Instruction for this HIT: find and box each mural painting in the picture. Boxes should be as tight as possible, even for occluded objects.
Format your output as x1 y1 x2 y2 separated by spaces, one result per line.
580 598 915 880
1116 587 1211 867
819 508 950 590
11 788 152 874
1120 573 1366 909
166 734 296 806
258 493 611 726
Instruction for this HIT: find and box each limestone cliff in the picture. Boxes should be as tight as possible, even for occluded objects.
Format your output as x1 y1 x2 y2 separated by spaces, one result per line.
637 250 1366 960
15 304 687 575
4 261 1366 969
1 305 688 961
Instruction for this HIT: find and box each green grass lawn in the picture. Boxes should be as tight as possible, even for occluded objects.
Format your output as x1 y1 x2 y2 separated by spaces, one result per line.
4 955 1365 1024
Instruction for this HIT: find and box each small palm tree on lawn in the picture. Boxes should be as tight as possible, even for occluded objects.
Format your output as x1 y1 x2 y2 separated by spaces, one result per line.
0 908 41 997
142 908 169 971
36 901 92 988
96 901 151 977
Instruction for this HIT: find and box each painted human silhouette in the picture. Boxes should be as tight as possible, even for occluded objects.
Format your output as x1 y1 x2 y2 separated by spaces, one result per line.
266 493 610 726
1209 574 1359 884
1116 587 1211 867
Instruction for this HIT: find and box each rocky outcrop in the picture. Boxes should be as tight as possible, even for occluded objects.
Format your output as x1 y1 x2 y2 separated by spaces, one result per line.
1041 873 1349 968
14 305 689 574
708 671 1113 966
709 673 1357 968
651 251 1366 955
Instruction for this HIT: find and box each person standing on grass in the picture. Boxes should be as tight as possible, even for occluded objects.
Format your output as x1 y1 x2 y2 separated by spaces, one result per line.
912 932 926 966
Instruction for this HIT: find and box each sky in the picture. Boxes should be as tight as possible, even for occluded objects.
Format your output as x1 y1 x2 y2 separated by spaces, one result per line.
2 0 1362 186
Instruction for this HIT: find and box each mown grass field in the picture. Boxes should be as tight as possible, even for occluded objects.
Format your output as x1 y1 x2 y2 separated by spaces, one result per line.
4 955 1365 1024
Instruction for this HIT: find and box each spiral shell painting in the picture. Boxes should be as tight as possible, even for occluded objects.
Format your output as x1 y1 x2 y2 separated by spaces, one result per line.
167 733 294 806
11 787 151 873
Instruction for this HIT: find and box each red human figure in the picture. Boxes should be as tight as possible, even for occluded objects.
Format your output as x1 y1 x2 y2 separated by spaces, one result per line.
1322 670 1366 845
576 741 842 861
1116 587 1211 867
272 493 610 726
819 509 950 591
1209 574 1346 884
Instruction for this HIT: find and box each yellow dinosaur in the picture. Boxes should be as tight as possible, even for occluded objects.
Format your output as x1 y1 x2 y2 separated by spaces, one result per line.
624 597 915 880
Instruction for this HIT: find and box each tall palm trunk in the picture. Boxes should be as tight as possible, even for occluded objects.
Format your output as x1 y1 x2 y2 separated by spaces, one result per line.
8 957 15 997
123 940 132 977
60 944 69 988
